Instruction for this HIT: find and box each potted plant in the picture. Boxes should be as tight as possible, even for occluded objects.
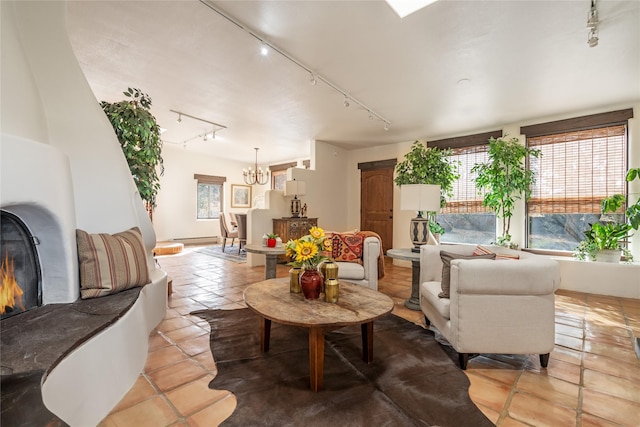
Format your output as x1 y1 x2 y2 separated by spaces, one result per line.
574 167 640 262
266 233 279 248
100 88 164 217
471 136 541 248
394 141 460 237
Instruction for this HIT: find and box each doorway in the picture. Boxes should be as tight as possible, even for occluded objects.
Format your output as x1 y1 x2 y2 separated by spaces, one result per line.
358 159 396 253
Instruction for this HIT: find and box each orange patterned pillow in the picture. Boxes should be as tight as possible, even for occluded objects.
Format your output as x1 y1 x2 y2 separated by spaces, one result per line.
331 233 364 264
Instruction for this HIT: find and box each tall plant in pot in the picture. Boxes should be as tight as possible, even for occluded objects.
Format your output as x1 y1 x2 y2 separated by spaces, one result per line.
394 141 460 237
471 136 541 248
100 88 164 217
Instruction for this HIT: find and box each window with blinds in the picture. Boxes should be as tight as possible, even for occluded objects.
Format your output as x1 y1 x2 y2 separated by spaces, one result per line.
429 130 500 244
522 108 632 250
441 145 490 214
528 125 627 215
195 174 226 219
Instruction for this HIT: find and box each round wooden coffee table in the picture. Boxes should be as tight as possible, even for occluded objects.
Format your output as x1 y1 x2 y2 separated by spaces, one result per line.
243 279 394 392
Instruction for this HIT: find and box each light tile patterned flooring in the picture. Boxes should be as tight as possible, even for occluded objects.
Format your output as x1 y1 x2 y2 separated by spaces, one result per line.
99 246 640 426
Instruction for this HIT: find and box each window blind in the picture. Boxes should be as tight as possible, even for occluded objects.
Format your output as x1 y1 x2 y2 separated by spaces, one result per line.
528 125 627 214
441 144 490 214
194 174 226 185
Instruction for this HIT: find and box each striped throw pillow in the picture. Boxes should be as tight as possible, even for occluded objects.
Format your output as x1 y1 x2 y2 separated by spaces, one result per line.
472 245 520 260
77 227 150 299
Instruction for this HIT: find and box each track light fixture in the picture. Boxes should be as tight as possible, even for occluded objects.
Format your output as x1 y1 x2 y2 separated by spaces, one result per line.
170 109 226 146
587 0 599 47
587 0 598 28
588 28 599 47
200 0 391 130
384 122 390 131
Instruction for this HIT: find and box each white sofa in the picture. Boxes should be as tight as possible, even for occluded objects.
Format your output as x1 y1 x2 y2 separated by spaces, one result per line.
419 243 561 369
334 236 381 290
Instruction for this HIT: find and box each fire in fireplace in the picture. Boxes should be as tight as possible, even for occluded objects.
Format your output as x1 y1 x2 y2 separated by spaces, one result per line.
0 210 41 319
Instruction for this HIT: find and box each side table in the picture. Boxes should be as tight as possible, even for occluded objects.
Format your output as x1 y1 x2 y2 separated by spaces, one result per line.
244 244 286 279
386 248 421 311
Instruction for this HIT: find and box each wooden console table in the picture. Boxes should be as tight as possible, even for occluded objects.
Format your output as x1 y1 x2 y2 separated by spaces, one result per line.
272 217 318 262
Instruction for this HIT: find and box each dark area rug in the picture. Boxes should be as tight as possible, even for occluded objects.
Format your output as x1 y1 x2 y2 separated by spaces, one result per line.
195 245 246 263
192 308 493 427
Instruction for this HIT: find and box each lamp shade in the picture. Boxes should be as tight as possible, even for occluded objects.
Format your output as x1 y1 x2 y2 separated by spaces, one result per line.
400 184 441 212
284 180 306 196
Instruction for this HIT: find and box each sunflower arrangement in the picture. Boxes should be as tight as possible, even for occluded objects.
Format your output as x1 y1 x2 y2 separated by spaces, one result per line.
285 226 330 270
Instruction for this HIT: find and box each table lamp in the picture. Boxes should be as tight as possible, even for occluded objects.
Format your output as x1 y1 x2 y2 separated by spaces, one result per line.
284 179 306 218
400 184 441 252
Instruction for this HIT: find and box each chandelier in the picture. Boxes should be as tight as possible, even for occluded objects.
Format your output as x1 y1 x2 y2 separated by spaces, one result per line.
243 147 270 185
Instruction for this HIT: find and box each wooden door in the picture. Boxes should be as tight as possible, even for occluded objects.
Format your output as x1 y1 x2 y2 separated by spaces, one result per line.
359 160 395 253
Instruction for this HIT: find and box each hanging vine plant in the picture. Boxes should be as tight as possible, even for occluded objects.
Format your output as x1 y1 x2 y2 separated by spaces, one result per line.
100 88 164 213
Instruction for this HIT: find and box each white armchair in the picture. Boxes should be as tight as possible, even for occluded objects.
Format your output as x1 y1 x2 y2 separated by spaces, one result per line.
335 236 381 290
419 243 561 369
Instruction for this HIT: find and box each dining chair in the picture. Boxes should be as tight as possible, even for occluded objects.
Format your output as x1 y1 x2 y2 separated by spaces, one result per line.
219 213 238 252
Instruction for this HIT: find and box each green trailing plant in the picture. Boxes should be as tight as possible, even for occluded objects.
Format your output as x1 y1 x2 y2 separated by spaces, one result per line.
100 88 164 210
394 141 460 235
471 136 541 247
574 167 640 261
625 167 640 231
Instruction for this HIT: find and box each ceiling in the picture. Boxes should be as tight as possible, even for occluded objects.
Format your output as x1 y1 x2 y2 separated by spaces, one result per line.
65 0 640 165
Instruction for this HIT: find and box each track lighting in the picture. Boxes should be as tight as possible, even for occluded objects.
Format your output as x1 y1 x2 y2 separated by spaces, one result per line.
588 28 599 47
384 122 390 131
587 0 599 47
170 109 227 147
587 0 598 28
200 1 391 131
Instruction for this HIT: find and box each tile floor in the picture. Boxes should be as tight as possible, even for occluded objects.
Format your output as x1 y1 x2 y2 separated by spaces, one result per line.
99 246 640 427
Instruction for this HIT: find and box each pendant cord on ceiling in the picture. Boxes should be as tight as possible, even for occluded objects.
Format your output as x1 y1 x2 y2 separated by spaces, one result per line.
199 0 391 131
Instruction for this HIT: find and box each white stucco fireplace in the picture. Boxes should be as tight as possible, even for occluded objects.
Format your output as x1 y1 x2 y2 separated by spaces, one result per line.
1 2 168 425
1 135 79 305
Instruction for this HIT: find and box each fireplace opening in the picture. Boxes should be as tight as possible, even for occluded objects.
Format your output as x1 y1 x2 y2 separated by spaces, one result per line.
1 210 42 320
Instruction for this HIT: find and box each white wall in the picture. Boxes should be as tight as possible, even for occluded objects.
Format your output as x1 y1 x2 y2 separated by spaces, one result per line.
4 1 142 234
153 139 352 240
289 140 350 232
153 145 271 241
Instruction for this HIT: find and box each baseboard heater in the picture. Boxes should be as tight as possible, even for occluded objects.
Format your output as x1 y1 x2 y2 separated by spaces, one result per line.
171 236 219 244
